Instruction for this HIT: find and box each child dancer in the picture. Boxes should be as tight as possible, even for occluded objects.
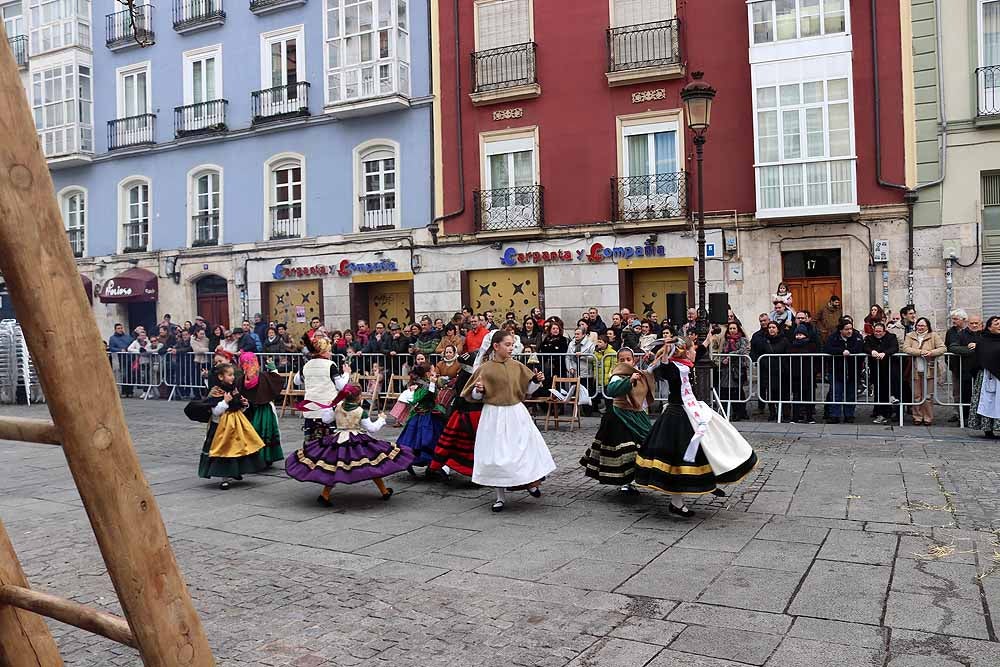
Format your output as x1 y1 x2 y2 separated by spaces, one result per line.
196 362 269 489
295 337 353 445
286 384 414 506
430 352 479 479
579 347 653 494
462 330 556 512
237 350 286 465
395 363 445 477
634 339 758 517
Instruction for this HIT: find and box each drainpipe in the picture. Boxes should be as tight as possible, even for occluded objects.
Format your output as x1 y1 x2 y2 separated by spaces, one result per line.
428 0 466 245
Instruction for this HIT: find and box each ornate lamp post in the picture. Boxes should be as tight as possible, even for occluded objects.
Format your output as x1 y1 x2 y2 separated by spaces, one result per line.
680 71 716 336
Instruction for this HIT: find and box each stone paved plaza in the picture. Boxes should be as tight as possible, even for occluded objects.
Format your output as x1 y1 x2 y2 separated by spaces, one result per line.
2 400 1000 666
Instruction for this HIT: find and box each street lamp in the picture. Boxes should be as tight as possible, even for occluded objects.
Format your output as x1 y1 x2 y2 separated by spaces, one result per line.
680 71 716 336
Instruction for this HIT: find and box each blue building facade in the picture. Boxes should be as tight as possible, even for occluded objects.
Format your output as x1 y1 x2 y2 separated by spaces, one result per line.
8 0 432 333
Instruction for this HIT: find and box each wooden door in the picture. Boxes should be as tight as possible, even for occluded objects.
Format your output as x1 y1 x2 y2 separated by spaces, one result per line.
265 278 322 342
196 294 229 330
782 278 842 318
630 267 690 319
367 280 413 325
466 267 540 321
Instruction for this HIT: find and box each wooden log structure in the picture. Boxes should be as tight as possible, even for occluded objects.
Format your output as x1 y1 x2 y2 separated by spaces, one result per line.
0 21 215 667
0 417 62 446
0 585 136 649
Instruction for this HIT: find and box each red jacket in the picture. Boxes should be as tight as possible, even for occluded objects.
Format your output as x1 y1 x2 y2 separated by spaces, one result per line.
465 326 488 354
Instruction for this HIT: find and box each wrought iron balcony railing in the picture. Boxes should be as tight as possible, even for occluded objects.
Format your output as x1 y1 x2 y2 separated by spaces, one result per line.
471 42 537 93
251 82 310 124
359 194 397 231
269 204 303 240
474 185 544 232
611 172 687 222
192 214 220 246
174 99 228 137
173 0 225 31
106 5 155 49
976 65 1000 116
67 229 85 258
249 0 305 13
122 223 149 253
8 35 28 67
108 114 156 150
607 19 680 73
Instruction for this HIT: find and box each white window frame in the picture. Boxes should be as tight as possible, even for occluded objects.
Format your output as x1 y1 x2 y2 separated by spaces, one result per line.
28 0 91 55
323 0 411 106
746 0 849 46
263 152 306 240
183 44 223 106
117 176 152 254
116 61 152 119
616 113 685 220
58 185 87 257
260 25 305 90
2 2 26 38
479 128 540 230
609 0 675 28
31 59 93 157
473 0 534 51
186 164 224 247
979 0 1000 115
352 138 400 231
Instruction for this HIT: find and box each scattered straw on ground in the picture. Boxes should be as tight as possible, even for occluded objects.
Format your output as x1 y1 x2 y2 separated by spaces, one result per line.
912 543 975 561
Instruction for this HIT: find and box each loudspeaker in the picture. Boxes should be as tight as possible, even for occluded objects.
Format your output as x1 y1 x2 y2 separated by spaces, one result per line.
666 293 687 327
709 292 729 324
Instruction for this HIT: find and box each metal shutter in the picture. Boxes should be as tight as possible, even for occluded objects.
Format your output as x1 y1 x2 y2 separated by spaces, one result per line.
983 265 1000 318
477 0 530 50
613 0 674 27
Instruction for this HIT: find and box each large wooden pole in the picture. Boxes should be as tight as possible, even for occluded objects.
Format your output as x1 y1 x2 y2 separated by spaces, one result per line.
0 27 214 667
0 520 63 667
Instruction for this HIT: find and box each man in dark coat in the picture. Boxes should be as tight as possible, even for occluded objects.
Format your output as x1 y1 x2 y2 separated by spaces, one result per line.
948 315 982 422
824 319 865 423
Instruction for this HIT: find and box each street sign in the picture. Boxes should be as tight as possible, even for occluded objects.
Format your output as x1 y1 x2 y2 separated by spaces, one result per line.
706 242 717 258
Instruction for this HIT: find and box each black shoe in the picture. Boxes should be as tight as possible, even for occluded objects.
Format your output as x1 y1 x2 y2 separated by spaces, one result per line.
844 417 855 424
233 474 243 481
316 495 333 507
527 486 541 498
381 488 394 501
407 465 418 479
711 488 727 497
619 485 640 496
491 499 505 512
825 417 840 424
219 481 231 490
669 503 694 518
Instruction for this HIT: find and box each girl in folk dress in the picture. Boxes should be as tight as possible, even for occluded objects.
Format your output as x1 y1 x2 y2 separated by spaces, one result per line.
635 339 758 518
285 384 414 507
395 363 446 476
579 347 654 494
430 352 480 479
294 337 353 447
461 330 557 512
237 351 286 465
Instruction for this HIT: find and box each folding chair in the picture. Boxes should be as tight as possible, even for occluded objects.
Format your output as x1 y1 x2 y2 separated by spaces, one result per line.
381 374 408 412
279 371 305 417
357 373 382 409
546 376 582 432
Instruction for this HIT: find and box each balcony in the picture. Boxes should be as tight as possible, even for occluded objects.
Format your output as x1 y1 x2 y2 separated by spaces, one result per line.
8 35 28 68
252 82 310 124
122 223 149 254
192 214 220 247
470 42 540 106
41 125 94 169
755 158 859 220
976 65 1000 118
106 5 155 50
249 0 306 15
474 185 544 233
359 194 397 232
173 0 225 33
67 229 85 258
611 173 687 223
606 19 682 86
174 99 228 137
108 114 156 151
269 204 303 240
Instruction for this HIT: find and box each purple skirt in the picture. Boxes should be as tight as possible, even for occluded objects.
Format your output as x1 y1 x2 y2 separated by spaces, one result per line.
285 431 414 486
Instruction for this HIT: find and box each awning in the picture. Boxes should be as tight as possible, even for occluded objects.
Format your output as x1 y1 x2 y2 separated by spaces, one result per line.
80 274 93 305
98 267 158 303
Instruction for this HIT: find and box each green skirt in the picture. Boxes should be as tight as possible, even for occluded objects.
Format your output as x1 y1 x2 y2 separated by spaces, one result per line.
247 402 284 464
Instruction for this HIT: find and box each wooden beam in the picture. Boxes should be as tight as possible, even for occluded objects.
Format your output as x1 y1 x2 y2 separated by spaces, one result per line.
0 586 135 649
0 417 61 446
0 25 215 667
0 520 64 666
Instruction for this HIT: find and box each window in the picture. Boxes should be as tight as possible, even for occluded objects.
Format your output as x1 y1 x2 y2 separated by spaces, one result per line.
117 63 150 118
755 77 855 211
749 0 846 45
184 46 222 105
120 178 151 253
28 0 90 54
325 0 410 105
472 0 533 94
266 154 304 239
477 0 529 50
979 0 1000 114
478 133 540 230
2 2 25 37
31 62 92 156
355 142 398 230
612 0 674 27
60 187 86 257
189 167 221 246
618 118 684 219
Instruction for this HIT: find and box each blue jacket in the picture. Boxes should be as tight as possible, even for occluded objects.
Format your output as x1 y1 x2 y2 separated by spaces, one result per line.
108 333 133 353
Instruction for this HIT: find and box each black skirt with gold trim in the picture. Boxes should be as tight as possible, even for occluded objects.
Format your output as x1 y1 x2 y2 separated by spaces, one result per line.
634 404 718 494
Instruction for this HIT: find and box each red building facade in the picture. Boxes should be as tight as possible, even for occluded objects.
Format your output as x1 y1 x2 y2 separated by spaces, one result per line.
431 0 909 323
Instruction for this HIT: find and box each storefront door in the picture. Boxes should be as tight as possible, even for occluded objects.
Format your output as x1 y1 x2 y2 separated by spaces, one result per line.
366 280 414 325
781 249 842 317
464 267 541 322
629 267 690 319
264 279 323 343
195 275 230 330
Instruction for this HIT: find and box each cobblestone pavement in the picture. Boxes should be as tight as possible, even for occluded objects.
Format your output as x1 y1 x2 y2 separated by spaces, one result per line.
2 400 1000 666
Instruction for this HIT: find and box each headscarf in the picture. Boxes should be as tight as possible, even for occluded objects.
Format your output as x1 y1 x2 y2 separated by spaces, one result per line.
239 351 260 389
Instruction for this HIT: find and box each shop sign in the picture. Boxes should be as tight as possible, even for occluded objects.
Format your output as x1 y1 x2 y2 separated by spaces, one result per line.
272 258 399 280
501 242 666 267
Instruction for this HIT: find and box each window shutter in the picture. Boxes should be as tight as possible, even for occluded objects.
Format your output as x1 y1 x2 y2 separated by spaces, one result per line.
478 0 529 50
613 0 673 27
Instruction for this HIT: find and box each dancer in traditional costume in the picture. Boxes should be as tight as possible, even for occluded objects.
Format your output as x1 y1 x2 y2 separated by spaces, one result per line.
462 330 557 512
294 337 353 445
634 339 758 517
429 352 479 479
579 347 653 494
395 363 445 477
285 384 414 506
237 351 286 465
192 363 269 489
